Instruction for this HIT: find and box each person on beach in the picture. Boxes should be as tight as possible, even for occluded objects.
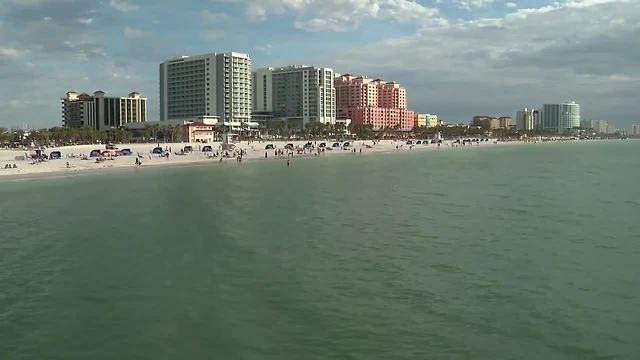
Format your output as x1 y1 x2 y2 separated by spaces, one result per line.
287 159 290 167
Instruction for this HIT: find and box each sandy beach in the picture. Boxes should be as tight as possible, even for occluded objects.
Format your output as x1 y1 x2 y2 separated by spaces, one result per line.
0 139 501 179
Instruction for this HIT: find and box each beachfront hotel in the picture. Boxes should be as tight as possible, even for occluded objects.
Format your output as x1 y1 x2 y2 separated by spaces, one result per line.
252 67 273 113
515 108 541 131
414 114 439 128
335 74 414 131
581 120 610 134
159 52 252 123
61 90 147 131
541 102 581 134
258 65 336 128
472 116 514 130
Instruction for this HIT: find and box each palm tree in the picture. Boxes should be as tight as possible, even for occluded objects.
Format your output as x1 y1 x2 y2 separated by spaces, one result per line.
0 127 9 145
239 122 249 140
304 122 314 139
143 124 153 142
335 123 346 139
172 125 183 143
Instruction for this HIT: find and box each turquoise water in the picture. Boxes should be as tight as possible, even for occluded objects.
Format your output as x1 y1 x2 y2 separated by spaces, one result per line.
1 141 639 359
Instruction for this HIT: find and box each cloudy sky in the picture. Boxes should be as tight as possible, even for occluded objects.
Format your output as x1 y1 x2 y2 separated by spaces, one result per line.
0 0 638 129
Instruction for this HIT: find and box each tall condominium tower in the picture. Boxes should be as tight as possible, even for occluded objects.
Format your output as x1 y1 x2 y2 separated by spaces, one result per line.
62 90 146 131
159 52 252 123
270 65 336 128
335 74 415 130
252 67 273 113
541 102 580 134
516 108 541 131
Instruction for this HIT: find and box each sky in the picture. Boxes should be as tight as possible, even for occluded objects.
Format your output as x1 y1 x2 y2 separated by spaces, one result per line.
0 0 638 129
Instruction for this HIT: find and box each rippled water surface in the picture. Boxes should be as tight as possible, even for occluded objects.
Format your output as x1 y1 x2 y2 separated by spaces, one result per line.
1 141 640 359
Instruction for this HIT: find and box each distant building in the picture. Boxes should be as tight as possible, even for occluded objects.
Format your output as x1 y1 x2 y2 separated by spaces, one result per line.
414 114 427 128
582 120 609 134
596 120 609 134
61 90 146 131
631 124 640 136
541 102 580 134
182 123 217 143
335 74 415 131
271 65 336 128
336 118 352 134
499 116 514 129
426 114 439 128
516 108 540 130
472 115 513 130
415 114 440 128
252 67 273 113
160 52 252 123
580 120 595 130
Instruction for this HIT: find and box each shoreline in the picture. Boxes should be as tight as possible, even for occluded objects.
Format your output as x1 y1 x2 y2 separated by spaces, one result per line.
0 138 631 182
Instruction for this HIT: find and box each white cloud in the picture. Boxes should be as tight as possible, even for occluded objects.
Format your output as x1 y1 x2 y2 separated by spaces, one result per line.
123 26 145 39
254 43 273 55
326 0 639 123
504 2 517 8
200 10 232 40
76 17 93 25
110 0 137 12
227 0 440 31
454 0 495 10
0 47 29 60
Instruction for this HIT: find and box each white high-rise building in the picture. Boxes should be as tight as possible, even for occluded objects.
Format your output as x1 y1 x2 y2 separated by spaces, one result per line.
252 67 273 113
541 102 580 134
631 124 640 136
516 108 540 131
595 120 609 134
160 52 252 123
62 90 146 131
271 65 336 128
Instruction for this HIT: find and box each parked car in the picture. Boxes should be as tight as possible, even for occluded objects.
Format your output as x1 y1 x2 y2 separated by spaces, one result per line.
152 147 164 154
202 145 213 152
416 140 422 145
406 140 413 145
120 148 132 156
49 151 62 160
284 143 294 150
89 149 102 158
106 144 118 150
265 144 275 150
332 142 341 148
303 142 313 149
183 146 193 152
343 142 351 147
318 142 327 148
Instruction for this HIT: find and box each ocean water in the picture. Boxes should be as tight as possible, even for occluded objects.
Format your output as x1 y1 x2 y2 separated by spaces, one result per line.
1 141 639 359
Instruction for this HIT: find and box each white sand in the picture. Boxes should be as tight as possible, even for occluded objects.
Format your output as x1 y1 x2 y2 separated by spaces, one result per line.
0 139 498 178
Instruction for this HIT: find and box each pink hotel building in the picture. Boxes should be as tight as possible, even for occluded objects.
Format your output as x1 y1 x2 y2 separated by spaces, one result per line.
335 74 415 131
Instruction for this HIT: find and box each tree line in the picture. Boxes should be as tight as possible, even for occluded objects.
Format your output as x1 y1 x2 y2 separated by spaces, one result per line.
1 122 560 148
